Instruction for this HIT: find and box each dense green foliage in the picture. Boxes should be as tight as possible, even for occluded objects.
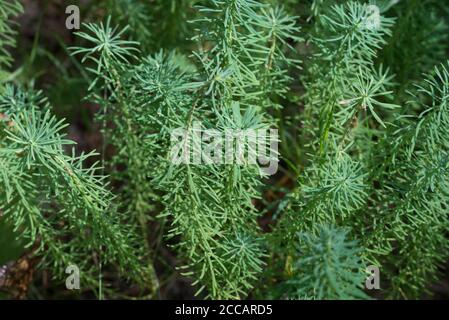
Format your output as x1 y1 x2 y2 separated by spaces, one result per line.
0 0 448 300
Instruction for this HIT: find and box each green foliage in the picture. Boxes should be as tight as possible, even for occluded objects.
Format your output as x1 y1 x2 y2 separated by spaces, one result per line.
301 1 396 154
379 0 449 99
72 0 300 299
284 225 368 300
0 0 22 85
0 85 153 290
367 62 449 298
98 0 196 51
269 1 449 300
0 1 155 295
1 0 449 300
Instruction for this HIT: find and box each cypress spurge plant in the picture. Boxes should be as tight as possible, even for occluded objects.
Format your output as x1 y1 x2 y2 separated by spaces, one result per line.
283 225 368 300
369 62 449 298
0 87 155 291
270 1 449 300
0 1 155 297
1 0 449 300
0 0 22 85
72 0 300 299
100 0 196 51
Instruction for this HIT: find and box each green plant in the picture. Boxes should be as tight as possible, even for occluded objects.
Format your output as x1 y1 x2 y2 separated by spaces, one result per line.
270 1 449 300
368 62 449 298
1 0 449 300
0 85 154 291
0 2 155 297
72 0 300 299
0 0 22 86
283 225 368 300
